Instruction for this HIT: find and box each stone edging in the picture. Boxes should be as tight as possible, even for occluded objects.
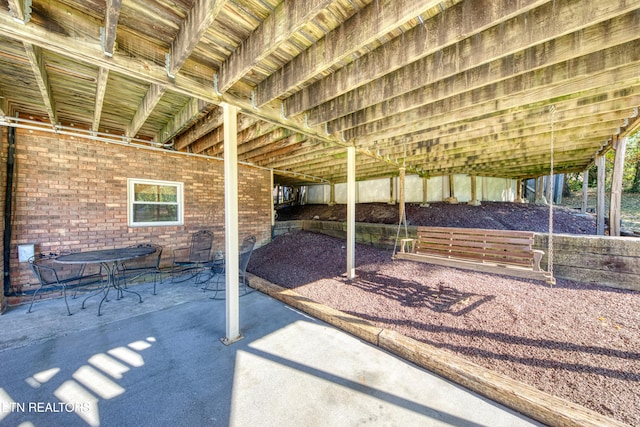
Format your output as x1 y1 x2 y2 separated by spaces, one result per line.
248 273 629 427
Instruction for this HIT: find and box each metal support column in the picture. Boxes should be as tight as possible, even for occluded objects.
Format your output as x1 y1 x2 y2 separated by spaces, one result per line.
222 103 241 345
346 146 356 280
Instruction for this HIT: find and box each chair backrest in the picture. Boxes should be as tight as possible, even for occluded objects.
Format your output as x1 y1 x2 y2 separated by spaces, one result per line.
190 230 214 262
122 244 163 271
239 236 256 272
29 253 84 286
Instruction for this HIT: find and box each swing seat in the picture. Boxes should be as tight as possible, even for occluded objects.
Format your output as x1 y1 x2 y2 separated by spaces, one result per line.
394 226 554 284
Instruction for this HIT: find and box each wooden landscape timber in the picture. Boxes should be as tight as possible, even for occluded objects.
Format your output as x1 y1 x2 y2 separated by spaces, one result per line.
250 275 630 427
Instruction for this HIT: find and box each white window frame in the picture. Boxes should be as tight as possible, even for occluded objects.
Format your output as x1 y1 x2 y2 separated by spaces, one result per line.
128 178 184 227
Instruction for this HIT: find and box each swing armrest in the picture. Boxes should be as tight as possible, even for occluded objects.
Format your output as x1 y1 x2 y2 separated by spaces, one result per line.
400 238 415 253
532 249 545 272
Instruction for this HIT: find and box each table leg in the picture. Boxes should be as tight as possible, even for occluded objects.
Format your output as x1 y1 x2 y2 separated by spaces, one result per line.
82 276 110 312
84 262 143 316
110 261 143 305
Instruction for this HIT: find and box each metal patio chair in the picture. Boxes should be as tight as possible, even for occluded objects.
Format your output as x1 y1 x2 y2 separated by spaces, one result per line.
202 235 256 299
171 230 214 283
27 253 102 315
117 243 163 295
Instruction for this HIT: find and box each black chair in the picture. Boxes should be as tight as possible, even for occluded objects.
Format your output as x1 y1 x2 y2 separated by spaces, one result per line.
202 235 256 299
171 230 214 283
117 244 163 295
28 253 102 315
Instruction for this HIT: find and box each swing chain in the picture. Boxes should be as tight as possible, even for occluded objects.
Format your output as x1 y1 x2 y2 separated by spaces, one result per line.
548 105 556 285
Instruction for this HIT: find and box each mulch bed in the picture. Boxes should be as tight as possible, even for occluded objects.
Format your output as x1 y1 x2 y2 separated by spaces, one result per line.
248 203 638 425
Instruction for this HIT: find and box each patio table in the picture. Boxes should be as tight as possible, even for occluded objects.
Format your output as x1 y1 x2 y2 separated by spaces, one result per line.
55 246 155 316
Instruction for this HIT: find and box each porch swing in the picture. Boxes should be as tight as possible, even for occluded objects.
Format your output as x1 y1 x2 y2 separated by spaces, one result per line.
393 107 557 286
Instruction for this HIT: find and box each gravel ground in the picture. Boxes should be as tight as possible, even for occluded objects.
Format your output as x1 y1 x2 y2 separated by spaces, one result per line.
249 204 639 426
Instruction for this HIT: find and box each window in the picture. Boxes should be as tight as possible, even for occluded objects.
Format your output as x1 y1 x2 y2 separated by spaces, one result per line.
128 179 183 226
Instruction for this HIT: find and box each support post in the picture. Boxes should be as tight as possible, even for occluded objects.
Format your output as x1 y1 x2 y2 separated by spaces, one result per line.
596 155 606 235
469 175 481 206
535 176 547 204
222 103 242 345
399 167 406 224
421 176 429 207
270 169 275 227
581 168 589 214
445 175 458 204
328 182 335 206
388 176 395 204
546 174 553 204
609 137 627 236
346 146 356 280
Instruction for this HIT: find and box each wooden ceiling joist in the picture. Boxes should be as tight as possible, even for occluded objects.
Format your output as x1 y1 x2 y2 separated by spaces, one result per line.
317 4 639 130
22 43 56 125
345 53 640 144
217 0 337 94
367 103 640 161
285 0 551 119
126 84 167 138
156 97 212 143
256 0 444 107
0 10 344 148
92 67 109 132
167 0 226 78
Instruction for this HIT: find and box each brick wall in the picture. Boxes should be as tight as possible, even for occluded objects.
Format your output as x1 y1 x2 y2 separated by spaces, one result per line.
5 128 272 306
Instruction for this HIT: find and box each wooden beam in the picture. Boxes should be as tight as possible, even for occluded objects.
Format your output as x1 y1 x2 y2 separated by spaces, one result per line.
22 43 56 125
303 143 603 182
175 107 223 151
344 51 640 143
369 108 632 161
256 0 444 106
155 97 212 143
218 0 335 93
242 135 308 163
102 0 122 57
126 84 166 138
307 1 638 126
203 127 295 158
192 126 223 155
7 0 31 23
350 89 640 174
167 0 225 78
367 97 640 154
318 0 640 127
406 140 609 174
287 130 609 175
0 12 344 149
178 112 260 153
286 0 549 117
92 67 109 132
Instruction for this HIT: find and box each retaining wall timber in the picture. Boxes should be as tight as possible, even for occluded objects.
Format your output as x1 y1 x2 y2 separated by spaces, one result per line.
274 220 640 292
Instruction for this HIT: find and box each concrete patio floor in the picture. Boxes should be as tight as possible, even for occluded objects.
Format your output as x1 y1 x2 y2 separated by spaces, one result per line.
0 275 542 426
